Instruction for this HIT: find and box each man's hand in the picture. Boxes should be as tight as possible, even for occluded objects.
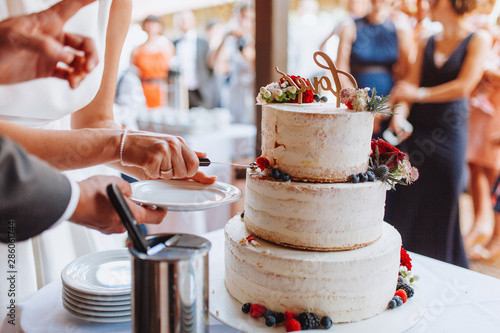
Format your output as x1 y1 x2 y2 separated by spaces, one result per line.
70 176 166 234
0 0 99 88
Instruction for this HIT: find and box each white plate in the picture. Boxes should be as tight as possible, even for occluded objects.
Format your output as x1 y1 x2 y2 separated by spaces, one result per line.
209 267 426 333
131 180 243 211
63 296 131 318
61 249 132 296
63 284 131 301
63 291 131 312
63 288 131 306
62 302 131 323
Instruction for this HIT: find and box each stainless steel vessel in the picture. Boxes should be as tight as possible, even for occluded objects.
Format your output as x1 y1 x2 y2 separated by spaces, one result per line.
130 234 211 333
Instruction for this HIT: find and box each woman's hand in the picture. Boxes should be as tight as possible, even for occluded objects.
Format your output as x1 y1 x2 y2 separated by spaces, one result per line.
121 131 216 183
388 105 412 143
390 81 420 104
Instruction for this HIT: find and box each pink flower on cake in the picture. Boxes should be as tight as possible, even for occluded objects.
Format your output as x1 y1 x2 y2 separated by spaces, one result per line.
340 86 397 114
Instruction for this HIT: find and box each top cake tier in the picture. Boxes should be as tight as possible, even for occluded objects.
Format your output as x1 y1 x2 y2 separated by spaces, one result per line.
261 103 375 182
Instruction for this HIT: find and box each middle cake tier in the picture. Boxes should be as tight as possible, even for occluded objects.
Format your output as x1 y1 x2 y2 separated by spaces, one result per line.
244 170 389 250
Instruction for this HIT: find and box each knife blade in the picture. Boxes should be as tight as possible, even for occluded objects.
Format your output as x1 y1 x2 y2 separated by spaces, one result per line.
199 157 256 168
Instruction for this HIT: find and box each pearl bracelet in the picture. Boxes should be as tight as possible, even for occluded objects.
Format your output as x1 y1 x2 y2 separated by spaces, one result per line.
119 129 129 167
416 87 429 102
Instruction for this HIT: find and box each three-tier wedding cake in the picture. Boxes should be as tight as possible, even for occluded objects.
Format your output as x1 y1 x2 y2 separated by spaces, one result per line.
223 52 418 325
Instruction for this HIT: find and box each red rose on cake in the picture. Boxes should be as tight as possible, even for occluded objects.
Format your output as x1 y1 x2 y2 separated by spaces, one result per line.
400 247 412 271
279 75 314 104
371 139 406 169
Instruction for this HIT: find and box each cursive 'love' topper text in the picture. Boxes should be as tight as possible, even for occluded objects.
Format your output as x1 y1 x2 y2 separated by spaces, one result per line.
276 51 357 107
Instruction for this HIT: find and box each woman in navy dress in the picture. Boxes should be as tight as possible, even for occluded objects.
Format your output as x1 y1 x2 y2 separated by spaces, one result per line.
336 0 413 136
385 0 491 268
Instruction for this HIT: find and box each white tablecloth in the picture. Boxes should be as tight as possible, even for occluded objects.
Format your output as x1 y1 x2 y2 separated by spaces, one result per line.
7 228 500 332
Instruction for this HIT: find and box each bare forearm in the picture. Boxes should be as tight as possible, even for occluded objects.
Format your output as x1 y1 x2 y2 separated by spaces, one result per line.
419 79 479 103
0 120 121 170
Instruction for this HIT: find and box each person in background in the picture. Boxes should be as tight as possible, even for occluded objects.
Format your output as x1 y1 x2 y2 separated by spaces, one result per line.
464 2 500 257
209 2 255 124
385 0 492 268
173 10 216 109
335 0 414 137
288 0 334 79
319 0 370 55
131 15 174 109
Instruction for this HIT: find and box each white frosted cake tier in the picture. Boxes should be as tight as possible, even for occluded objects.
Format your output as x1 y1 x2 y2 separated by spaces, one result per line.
244 170 388 250
225 218 402 323
261 103 375 182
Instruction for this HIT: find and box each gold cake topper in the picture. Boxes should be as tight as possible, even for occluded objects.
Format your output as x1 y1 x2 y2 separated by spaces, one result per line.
275 51 357 107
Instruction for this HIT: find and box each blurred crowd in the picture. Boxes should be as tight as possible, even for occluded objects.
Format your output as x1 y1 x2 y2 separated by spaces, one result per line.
117 2 256 130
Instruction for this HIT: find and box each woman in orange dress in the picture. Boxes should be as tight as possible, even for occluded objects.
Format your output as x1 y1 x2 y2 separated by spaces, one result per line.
131 15 175 108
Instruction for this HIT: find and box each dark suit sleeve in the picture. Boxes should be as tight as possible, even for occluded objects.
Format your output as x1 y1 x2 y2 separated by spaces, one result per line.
0 137 72 242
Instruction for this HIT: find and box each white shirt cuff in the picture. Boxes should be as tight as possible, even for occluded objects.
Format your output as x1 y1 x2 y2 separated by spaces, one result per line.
52 176 81 227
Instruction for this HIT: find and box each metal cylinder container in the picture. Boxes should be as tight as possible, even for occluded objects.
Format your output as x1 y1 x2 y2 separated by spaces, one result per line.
130 234 211 333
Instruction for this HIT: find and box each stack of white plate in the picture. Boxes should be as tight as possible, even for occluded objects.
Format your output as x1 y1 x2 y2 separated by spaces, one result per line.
61 249 132 323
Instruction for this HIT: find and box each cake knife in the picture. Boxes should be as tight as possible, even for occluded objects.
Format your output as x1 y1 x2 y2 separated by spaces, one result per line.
199 157 256 168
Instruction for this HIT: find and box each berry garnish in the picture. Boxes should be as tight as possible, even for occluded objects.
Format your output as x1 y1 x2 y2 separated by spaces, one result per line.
284 311 296 321
393 295 403 307
359 172 368 182
240 211 245 219
280 173 291 182
241 303 251 313
398 283 415 298
298 312 320 330
313 94 321 102
285 318 302 332
249 304 266 319
275 312 285 324
256 157 270 171
388 299 397 309
249 162 258 170
397 275 404 284
350 174 360 183
395 289 408 303
271 168 282 180
263 310 275 319
320 316 333 329
366 170 376 181
320 96 328 103
265 316 276 327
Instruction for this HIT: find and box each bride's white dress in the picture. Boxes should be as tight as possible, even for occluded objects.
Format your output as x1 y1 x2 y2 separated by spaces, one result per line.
0 0 127 316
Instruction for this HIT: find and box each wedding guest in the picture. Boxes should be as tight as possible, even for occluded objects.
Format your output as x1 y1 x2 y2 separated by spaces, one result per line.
385 0 492 268
462 0 500 251
335 0 414 137
209 2 255 124
131 15 174 108
173 10 216 109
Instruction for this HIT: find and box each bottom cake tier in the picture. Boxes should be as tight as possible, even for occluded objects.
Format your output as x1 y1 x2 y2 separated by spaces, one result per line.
224 216 402 323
